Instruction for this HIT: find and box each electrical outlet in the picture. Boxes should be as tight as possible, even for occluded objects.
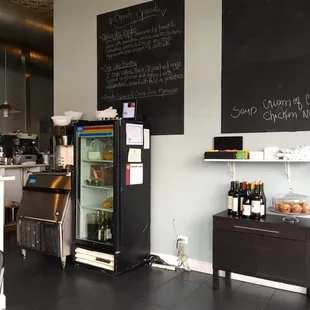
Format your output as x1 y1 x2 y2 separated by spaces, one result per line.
178 235 188 244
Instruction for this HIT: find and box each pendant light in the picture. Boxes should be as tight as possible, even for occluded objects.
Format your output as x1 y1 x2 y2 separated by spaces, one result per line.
0 46 20 117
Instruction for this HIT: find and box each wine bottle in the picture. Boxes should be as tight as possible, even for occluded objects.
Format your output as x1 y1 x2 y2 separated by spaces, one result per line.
228 181 234 215
239 182 247 216
242 183 251 219
232 181 240 217
259 181 267 218
96 210 102 241
106 213 113 242
104 213 112 242
250 182 255 196
251 182 261 220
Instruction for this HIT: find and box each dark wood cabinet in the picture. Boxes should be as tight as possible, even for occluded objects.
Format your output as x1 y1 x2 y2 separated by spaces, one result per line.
213 230 256 275
213 212 310 296
256 236 305 285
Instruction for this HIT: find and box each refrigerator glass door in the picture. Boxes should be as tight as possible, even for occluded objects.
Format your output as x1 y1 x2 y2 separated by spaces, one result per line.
76 125 114 246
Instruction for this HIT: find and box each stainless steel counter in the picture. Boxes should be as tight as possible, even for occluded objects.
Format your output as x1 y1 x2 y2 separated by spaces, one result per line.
0 164 48 169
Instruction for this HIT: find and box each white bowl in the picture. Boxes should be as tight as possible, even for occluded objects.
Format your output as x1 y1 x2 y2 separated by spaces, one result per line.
51 115 72 126
64 111 83 121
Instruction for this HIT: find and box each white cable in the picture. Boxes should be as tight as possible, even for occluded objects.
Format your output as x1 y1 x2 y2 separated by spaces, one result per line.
176 239 191 272
173 219 191 271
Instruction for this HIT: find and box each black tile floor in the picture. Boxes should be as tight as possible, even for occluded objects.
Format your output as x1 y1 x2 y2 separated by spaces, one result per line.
4 232 310 310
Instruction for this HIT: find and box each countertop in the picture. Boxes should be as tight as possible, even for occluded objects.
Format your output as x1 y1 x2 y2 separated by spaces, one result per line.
0 164 48 169
214 210 310 228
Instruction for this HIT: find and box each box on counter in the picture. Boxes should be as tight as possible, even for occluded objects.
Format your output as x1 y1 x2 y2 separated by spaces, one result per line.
90 165 113 186
264 147 280 160
204 151 237 160
249 151 264 160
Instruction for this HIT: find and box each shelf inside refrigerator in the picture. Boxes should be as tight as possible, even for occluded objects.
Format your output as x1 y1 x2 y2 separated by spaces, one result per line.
82 159 113 164
78 237 113 246
82 184 113 190
81 204 114 212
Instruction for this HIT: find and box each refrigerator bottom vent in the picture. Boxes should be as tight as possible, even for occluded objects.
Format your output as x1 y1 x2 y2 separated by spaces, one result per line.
75 247 114 271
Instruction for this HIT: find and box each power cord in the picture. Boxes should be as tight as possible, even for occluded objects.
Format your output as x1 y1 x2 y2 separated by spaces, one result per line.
118 254 175 275
173 219 191 272
176 238 191 271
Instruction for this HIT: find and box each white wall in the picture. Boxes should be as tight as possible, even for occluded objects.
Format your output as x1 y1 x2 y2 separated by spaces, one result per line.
54 0 310 263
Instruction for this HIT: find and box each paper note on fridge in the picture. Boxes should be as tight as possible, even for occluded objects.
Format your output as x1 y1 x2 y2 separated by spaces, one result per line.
126 164 143 185
143 129 150 149
126 123 143 145
128 148 141 163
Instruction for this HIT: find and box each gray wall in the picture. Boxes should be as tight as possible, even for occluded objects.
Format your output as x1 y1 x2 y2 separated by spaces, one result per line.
0 54 53 140
30 75 54 135
0 66 25 133
54 0 310 263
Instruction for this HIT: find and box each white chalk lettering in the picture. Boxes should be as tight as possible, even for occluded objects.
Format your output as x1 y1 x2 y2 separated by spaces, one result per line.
263 109 298 122
262 97 303 111
306 94 310 105
230 106 257 119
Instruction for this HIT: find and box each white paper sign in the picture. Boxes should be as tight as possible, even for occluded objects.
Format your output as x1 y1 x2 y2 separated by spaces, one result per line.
128 148 141 162
129 164 143 185
126 123 143 145
143 129 150 149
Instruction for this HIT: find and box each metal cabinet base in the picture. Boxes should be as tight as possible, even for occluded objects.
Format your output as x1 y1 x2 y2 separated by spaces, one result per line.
17 174 73 268
17 216 72 268
213 211 310 296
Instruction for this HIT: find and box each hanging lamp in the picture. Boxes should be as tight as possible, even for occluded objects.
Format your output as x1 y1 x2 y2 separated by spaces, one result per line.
0 46 20 117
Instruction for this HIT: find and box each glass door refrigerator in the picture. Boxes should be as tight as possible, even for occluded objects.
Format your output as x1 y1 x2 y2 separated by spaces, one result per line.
73 120 151 274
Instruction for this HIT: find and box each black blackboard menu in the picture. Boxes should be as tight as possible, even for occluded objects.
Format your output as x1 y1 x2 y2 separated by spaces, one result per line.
222 0 310 134
97 0 184 135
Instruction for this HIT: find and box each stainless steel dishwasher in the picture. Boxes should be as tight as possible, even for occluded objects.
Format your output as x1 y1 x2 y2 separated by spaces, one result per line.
16 173 72 268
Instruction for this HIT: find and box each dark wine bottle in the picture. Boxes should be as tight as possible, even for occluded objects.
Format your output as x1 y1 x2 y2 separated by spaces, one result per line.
242 183 251 219
239 182 247 216
251 182 261 220
232 181 240 217
259 181 267 218
228 181 234 215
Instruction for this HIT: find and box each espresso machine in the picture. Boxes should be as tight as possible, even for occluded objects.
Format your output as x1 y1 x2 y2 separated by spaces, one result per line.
2 132 43 164
49 126 74 172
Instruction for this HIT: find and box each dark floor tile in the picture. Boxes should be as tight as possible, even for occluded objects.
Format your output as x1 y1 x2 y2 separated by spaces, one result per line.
7 307 32 310
235 282 275 300
131 299 168 310
190 277 242 299
219 294 268 310
175 270 212 284
269 290 307 309
172 292 222 310
38 297 84 310
264 302 308 310
148 278 201 309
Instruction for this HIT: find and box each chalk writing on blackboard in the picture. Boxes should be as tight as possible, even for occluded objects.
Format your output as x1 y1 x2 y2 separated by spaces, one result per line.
229 94 310 123
97 0 184 135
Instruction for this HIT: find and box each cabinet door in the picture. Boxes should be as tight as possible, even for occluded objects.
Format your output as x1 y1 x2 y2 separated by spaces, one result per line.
306 230 310 287
256 236 306 285
213 229 256 275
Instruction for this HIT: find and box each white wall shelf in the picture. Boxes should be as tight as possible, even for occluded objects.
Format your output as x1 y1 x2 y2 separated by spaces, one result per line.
204 159 310 163
204 159 310 181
